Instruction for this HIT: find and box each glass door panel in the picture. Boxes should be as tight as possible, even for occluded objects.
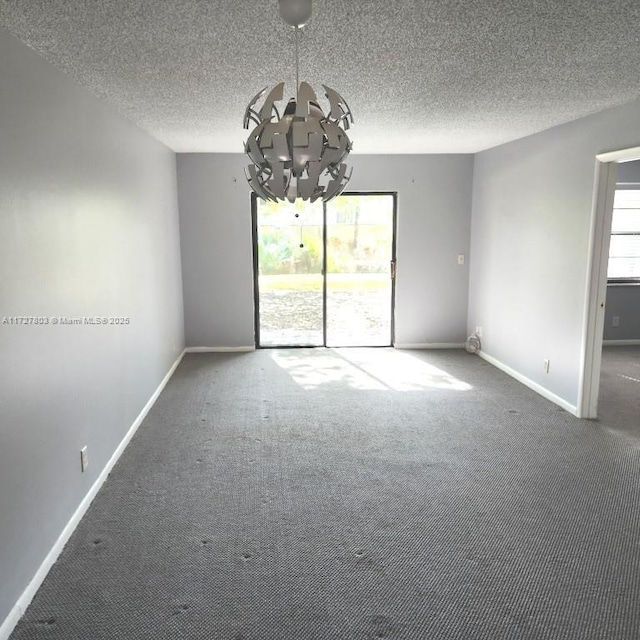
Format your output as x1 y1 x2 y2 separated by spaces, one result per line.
325 194 395 346
255 199 324 346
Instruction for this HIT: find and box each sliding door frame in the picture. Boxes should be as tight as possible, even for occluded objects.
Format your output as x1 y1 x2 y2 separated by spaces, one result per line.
250 193 262 347
251 191 398 348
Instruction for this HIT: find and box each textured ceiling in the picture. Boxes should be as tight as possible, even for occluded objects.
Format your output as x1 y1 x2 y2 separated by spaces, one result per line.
2 0 640 153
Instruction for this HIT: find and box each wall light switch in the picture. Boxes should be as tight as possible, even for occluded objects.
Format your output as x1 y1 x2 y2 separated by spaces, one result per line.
612 316 620 327
457 254 465 265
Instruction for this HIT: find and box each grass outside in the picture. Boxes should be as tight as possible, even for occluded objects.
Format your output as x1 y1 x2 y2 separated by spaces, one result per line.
259 273 390 292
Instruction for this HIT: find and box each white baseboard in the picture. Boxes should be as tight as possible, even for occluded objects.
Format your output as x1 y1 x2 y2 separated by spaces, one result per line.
478 351 578 417
603 339 640 346
394 343 465 350
0 350 186 640
185 346 255 353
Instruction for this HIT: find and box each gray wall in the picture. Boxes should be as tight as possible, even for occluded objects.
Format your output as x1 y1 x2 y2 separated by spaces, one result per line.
0 29 185 627
177 154 256 347
469 98 640 409
177 154 473 348
615 159 640 185
604 286 640 340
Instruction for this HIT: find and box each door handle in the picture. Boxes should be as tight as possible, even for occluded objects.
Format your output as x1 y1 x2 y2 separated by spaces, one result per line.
390 260 396 280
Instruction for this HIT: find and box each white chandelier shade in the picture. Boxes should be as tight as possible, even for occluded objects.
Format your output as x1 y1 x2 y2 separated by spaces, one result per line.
243 0 354 203
243 80 354 202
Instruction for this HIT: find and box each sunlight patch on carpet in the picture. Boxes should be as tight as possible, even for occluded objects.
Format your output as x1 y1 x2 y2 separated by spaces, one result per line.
269 348 473 391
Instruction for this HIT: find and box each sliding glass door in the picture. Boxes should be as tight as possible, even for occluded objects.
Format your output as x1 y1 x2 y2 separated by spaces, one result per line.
253 193 396 347
325 195 395 346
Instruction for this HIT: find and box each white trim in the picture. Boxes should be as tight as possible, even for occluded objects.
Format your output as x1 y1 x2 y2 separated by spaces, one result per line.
579 154 625 419
0 350 185 640
394 343 465 350
478 351 578 416
595 146 640 163
185 346 255 353
603 339 640 346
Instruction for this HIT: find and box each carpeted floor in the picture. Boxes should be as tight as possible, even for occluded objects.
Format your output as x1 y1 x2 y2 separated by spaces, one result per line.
10 347 640 639
597 345 640 444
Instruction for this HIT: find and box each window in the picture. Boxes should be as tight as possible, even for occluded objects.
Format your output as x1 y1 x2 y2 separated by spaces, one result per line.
608 190 640 282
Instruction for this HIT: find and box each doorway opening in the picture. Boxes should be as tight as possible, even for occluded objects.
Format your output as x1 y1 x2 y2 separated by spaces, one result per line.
580 147 640 418
252 193 397 348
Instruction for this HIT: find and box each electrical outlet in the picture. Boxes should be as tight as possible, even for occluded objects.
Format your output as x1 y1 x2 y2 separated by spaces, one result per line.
612 316 620 327
543 359 550 373
80 446 88 473
475 326 482 337
457 254 465 265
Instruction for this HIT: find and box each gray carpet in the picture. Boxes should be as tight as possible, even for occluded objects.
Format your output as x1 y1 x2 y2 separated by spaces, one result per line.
10 348 640 639
598 345 640 444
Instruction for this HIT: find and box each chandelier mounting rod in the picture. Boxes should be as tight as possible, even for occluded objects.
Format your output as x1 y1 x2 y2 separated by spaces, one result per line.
295 26 300 92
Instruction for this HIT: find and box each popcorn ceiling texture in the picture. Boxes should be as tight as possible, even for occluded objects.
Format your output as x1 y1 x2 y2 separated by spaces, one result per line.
1 0 640 153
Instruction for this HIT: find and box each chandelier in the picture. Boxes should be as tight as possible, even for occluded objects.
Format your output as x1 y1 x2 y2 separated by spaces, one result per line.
243 0 354 203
